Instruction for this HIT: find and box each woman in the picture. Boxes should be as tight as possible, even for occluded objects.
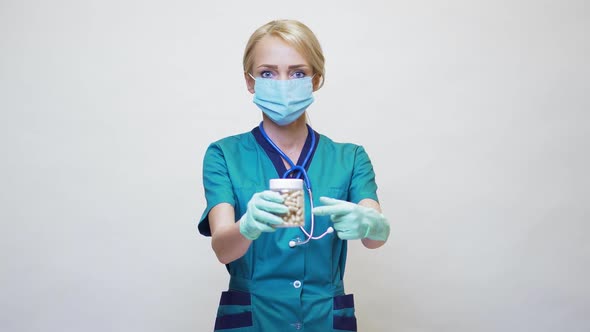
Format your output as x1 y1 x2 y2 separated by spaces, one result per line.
198 19 390 331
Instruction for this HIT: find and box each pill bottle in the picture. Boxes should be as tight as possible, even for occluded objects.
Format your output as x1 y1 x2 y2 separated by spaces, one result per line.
269 178 305 227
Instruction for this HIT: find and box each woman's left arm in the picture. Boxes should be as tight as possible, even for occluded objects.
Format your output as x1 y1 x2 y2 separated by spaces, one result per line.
358 198 388 249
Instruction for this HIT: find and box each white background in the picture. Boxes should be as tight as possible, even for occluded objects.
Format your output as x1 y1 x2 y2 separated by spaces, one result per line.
1 0 589 331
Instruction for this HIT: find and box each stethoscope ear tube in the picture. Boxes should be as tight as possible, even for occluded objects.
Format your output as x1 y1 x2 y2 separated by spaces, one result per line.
259 122 314 189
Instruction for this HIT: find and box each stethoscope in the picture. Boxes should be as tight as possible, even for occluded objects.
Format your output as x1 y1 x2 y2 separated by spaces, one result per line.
258 122 334 247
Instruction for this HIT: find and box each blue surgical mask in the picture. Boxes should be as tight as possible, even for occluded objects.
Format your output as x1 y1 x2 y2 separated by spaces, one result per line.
250 74 314 126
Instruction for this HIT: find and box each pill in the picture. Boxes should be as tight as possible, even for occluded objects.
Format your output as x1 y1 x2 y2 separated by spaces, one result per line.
270 185 304 227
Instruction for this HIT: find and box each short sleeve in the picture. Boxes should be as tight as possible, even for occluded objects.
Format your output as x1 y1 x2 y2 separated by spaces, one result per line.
198 143 236 237
349 145 379 204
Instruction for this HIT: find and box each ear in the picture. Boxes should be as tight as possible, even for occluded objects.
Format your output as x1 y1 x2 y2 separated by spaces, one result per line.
245 72 255 94
312 75 322 92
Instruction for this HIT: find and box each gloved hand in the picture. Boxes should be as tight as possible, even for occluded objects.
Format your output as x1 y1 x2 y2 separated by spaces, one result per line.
312 197 390 241
239 190 289 240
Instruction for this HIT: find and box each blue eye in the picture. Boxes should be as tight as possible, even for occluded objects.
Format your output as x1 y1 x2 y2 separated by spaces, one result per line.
261 71 274 79
291 71 306 79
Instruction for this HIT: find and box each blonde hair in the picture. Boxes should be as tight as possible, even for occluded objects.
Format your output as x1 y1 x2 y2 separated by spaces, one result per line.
243 19 326 89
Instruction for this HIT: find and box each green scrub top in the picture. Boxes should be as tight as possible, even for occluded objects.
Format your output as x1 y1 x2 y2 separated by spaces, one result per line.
199 126 379 331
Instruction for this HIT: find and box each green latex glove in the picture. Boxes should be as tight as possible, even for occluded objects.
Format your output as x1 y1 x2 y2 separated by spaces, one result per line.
312 197 390 241
239 190 289 240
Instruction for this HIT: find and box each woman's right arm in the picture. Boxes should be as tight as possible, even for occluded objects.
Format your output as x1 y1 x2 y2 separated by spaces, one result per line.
209 203 252 264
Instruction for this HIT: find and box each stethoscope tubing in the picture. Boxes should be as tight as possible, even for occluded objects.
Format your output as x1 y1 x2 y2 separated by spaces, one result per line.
258 122 333 246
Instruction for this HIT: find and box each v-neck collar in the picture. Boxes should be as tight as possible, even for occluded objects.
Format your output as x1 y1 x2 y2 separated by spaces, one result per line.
252 125 320 178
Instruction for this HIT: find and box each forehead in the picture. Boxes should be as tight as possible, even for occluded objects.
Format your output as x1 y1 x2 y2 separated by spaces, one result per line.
253 35 309 67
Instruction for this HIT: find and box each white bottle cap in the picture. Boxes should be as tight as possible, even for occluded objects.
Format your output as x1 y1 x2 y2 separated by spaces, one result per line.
269 178 303 190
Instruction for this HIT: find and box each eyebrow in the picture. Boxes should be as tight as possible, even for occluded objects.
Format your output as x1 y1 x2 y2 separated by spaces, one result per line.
256 64 309 69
